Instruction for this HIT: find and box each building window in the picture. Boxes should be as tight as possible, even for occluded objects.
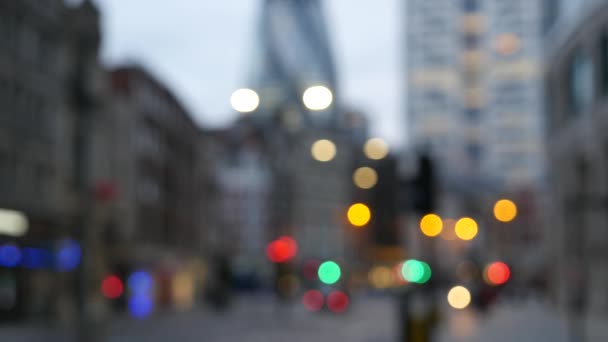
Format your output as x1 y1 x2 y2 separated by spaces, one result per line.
542 0 559 34
467 143 482 161
463 34 479 49
568 51 594 115
465 109 480 121
0 154 16 196
463 0 478 12
495 33 521 56
601 33 608 95
139 177 160 203
544 78 555 134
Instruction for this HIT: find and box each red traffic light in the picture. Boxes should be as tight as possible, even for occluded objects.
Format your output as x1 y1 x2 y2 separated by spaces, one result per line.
266 236 297 263
485 262 510 286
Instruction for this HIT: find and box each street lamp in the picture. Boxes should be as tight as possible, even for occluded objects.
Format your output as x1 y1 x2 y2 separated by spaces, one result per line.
230 88 260 113
302 85 333 111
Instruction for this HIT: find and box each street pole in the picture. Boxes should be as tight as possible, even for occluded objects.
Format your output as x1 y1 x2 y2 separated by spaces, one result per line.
71 55 104 342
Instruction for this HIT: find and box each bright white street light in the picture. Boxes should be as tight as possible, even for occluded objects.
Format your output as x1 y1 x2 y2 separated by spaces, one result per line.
302 85 333 111
230 88 260 113
0 209 28 237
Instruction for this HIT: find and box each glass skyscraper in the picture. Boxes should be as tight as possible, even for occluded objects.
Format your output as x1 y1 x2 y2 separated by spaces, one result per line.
249 0 337 125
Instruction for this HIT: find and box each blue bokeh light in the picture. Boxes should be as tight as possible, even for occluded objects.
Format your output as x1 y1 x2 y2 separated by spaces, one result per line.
21 248 51 269
0 244 21 267
55 239 81 272
128 270 153 294
128 294 153 319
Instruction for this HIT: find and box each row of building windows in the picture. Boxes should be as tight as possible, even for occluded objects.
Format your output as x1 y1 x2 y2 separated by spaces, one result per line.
0 78 51 131
0 14 60 71
463 0 479 12
554 31 608 122
0 154 50 201
134 80 195 135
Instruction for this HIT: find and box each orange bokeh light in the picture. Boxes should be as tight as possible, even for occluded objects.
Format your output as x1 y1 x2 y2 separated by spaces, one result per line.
347 203 371 227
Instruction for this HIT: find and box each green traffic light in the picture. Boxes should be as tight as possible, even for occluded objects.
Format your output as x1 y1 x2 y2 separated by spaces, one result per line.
401 259 431 284
419 261 431 284
318 261 341 285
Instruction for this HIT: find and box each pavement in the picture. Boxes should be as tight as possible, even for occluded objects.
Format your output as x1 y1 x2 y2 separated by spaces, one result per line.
0 293 573 342
106 293 397 342
435 296 569 342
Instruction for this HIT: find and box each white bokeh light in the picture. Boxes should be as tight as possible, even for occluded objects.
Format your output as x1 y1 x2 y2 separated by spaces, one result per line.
302 85 333 111
230 88 260 113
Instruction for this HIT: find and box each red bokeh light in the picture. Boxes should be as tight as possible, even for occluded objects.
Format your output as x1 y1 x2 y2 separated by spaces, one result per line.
266 236 297 263
392 262 408 285
486 262 510 286
95 181 117 202
101 275 124 299
302 259 320 280
280 236 297 258
327 290 349 313
302 290 324 312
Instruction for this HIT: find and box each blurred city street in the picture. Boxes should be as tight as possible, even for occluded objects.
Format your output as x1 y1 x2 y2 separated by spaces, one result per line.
0 294 571 342
436 297 568 342
3 0 608 340
0 294 396 342
106 294 397 342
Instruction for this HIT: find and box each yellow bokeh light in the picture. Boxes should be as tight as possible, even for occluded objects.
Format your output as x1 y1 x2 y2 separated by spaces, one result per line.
347 203 371 227
420 213 443 237
172 272 195 310
302 85 333 111
353 167 378 189
363 138 389 160
368 266 393 289
311 139 336 162
493 199 517 222
447 285 471 309
455 217 478 241
230 88 259 113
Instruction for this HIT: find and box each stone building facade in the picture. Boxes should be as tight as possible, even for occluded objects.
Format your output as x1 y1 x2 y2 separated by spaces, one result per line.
545 0 608 339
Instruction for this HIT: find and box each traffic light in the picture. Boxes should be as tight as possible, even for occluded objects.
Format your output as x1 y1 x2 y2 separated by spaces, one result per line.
265 236 297 263
369 156 400 246
267 236 298 301
412 154 436 214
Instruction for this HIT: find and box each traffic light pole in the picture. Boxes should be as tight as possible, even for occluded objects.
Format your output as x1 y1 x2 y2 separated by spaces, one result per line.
398 153 438 342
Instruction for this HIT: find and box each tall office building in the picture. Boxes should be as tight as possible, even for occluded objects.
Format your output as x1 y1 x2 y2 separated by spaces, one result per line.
236 0 362 268
250 0 337 126
406 0 544 191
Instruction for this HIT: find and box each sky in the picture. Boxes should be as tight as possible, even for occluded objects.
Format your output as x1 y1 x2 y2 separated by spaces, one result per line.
95 0 403 146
